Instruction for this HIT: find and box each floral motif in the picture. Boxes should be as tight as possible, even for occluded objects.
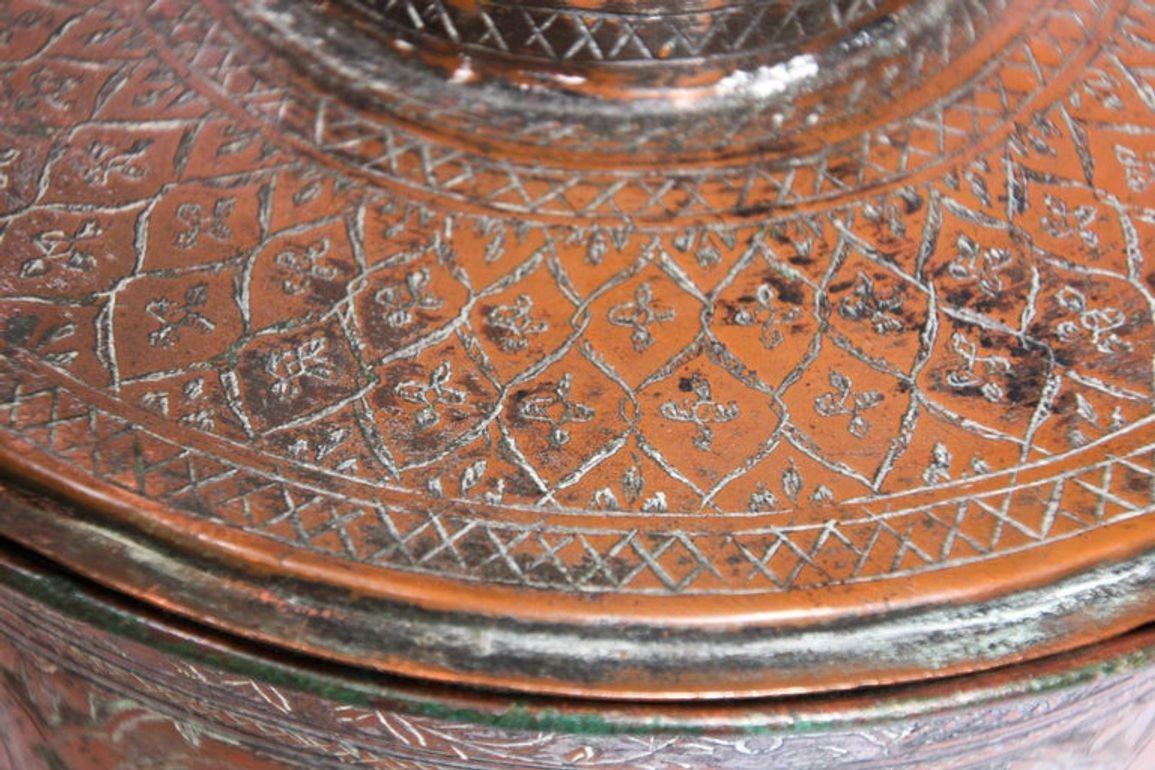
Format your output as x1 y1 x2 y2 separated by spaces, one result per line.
731 283 800 349
1054 286 1131 355
266 337 333 401
1116 144 1155 192
659 373 740 451
82 139 150 186
394 361 467 429
838 273 904 333
274 238 337 294
146 284 216 348
946 234 1012 298
485 295 547 352
813 371 883 438
20 220 101 278
1041 195 1098 249
374 268 443 329
944 332 1012 402
517 373 594 448
607 282 675 352
174 198 235 249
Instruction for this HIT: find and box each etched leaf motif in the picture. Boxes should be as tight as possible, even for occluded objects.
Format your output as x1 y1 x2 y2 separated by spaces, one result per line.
946 332 1011 402
810 485 834 504
517 372 594 448
924 443 952 485
696 244 720 268
591 487 619 510
0 147 18 190
838 272 904 333
185 283 209 307
607 281 675 352
658 373 739 451
814 392 840 417
755 283 774 306
484 228 504 263
485 295 547 352
782 463 803 502
1052 285 1132 354
43 322 76 344
641 492 668 512
748 486 777 511
813 371 882 436
691 374 712 402
587 230 607 265
460 460 487 493
65 250 95 270
18 257 47 278
622 465 643 503
951 333 977 362
430 361 452 387
981 381 1005 403
375 267 443 328
292 179 322 206
947 234 1011 297
1075 393 1099 425
1056 286 1087 313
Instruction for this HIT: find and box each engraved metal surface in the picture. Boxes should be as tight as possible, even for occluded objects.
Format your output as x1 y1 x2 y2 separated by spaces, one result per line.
2 0 1155 698
3 545 1155 770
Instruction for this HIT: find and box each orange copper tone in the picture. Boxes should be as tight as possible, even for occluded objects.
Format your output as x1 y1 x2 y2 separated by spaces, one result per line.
2 0 1155 766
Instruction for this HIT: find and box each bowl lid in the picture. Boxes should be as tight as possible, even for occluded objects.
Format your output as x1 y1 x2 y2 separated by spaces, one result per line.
2 0 1155 700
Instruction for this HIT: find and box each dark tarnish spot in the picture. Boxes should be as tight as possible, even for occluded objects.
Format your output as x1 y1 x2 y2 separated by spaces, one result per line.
725 552 747 568
717 299 743 326
502 468 546 499
372 360 424 408
1126 469 1152 495
824 159 860 183
943 286 1002 316
901 191 924 214
477 304 506 348
949 383 985 400
509 388 535 425
762 270 806 305
678 376 695 392
1004 350 1050 407
1051 389 1077 418
308 274 350 307
769 227 792 245
461 370 493 399
1 314 39 346
405 426 447 454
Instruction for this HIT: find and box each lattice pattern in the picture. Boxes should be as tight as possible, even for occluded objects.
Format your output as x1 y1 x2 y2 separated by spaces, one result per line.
1 0 1154 596
3 359 1154 594
142 0 1076 217
342 0 887 63
6 581 1155 769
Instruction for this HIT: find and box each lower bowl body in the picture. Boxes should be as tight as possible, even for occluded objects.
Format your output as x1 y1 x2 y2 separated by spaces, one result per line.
2 540 1155 770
